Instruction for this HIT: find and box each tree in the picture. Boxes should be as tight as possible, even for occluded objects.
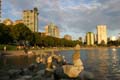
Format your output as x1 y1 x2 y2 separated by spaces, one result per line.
100 40 106 46
11 23 33 45
0 23 13 44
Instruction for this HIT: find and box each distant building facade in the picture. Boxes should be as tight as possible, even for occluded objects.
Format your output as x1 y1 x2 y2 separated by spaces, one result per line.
64 34 72 40
3 18 13 25
45 23 60 38
39 32 46 37
14 20 23 25
97 25 107 44
86 32 94 45
109 36 117 41
23 8 39 32
118 33 120 40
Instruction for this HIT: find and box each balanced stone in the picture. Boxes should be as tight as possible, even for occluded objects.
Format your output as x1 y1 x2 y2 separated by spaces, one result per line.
74 44 80 51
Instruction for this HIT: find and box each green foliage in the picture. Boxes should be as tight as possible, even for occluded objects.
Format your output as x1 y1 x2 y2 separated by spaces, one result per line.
107 40 120 46
0 23 83 47
0 23 13 44
0 45 16 51
11 23 32 41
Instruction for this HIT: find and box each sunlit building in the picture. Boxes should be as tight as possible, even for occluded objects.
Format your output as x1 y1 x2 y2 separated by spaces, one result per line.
3 18 13 25
23 8 39 32
14 20 23 25
45 23 60 38
64 34 72 40
38 32 46 37
109 36 117 41
97 25 107 44
45 25 49 36
86 32 94 45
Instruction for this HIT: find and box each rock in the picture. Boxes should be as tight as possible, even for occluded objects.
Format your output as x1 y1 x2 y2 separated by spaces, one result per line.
28 64 38 72
54 66 94 80
38 63 46 70
8 69 21 78
72 51 80 62
23 68 31 75
74 44 80 51
32 69 54 80
63 65 83 78
72 51 84 70
54 67 69 80
0 76 9 80
32 75 42 80
36 70 45 75
21 75 32 79
28 51 34 55
16 75 32 80
31 70 45 80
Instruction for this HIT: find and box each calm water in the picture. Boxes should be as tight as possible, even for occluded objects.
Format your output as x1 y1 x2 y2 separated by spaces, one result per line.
59 48 120 80
0 48 120 80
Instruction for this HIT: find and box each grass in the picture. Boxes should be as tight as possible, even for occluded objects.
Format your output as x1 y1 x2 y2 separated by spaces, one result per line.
0 45 17 51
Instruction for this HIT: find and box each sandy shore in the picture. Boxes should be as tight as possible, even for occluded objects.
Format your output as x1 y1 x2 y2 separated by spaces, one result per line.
0 46 119 56
0 47 73 56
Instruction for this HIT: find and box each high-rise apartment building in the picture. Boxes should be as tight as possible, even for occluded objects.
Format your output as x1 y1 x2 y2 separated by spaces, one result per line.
23 8 39 32
45 23 60 38
86 32 94 45
97 25 107 44
0 0 1 23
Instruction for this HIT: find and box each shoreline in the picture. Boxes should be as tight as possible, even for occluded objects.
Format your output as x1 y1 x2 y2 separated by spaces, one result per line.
0 46 120 56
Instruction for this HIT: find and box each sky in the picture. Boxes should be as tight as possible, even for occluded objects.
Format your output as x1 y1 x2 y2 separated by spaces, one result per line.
2 0 120 40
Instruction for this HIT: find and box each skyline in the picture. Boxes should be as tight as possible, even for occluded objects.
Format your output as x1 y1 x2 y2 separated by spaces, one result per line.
2 0 120 39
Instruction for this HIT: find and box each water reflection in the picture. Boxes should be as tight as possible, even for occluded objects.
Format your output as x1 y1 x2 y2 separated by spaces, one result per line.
85 48 109 80
109 49 120 80
60 48 120 80
0 55 36 69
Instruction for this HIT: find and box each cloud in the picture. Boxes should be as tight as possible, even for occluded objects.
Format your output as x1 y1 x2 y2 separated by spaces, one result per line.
2 0 120 39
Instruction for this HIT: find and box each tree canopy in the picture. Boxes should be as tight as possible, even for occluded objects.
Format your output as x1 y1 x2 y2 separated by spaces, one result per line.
1 23 119 47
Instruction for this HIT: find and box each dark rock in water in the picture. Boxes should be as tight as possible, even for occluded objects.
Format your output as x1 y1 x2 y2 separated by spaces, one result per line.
28 64 38 72
22 68 31 75
8 69 21 79
44 70 54 78
38 63 46 70
16 75 32 80
54 67 69 80
0 76 9 80
32 69 54 80
0 69 10 80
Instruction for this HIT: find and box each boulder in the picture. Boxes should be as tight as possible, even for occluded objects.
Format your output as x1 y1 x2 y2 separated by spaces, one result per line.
16 75 32 80
63 65 83 78
74 44 80 51
8 69 21 78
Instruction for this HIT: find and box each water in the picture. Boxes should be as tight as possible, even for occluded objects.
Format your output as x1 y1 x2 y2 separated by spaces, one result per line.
59 48 120 80
0 48 120 80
